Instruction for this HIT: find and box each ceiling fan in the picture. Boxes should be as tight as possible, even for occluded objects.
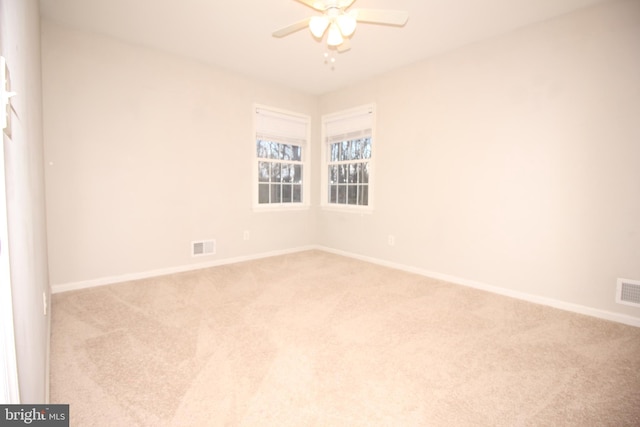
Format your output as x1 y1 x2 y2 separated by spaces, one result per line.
273 0 409 52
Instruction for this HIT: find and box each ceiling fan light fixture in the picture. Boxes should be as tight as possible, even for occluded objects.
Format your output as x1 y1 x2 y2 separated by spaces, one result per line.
309 15 330 38
327 23 344 46
274 1 409 54
336 13 357 37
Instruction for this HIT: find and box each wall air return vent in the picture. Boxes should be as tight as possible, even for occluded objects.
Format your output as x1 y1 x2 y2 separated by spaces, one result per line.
616 278 640 308
192 240 216 257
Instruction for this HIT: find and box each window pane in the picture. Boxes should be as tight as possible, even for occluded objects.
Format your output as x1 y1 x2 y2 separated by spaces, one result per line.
282 144 293 161
282 164 292 183
329 185 337 203
329 165 338 184
338 165 347 184
271 163 281 182
270 142 280 159
293 185 302 203
362 162 369 183
363 137 372 159
292 145 302 161
359 185 369 206
282 184 292 203
293 165 302 184
257 140 270 159
348 185 358 205
259 184 270 204
348 164 358 183
341 141 350 161
330 143 340 162
338 185 346 204
351 139 361 160
271 184 281 203
258 162 270 182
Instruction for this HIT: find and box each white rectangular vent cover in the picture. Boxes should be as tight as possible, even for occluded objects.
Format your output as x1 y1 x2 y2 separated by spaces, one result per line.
192 240 215 257
616 278 640 307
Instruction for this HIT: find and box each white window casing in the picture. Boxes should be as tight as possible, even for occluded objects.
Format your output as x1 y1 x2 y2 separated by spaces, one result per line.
321 104 375 212
253 105 311 211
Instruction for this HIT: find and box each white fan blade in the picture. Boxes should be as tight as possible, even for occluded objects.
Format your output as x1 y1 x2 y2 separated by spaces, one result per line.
351 9 409 26
337 38 351 53
273 18 311 38
294 0 325 11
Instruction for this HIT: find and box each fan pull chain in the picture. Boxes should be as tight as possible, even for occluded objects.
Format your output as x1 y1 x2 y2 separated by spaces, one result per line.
323 52 336 71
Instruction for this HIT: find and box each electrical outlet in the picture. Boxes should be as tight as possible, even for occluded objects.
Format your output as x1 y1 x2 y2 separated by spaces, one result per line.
388 235 395 246
243 230 250 241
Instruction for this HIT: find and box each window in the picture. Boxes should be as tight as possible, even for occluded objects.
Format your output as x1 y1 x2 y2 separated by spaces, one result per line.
321 104 375 211
254 105 310 209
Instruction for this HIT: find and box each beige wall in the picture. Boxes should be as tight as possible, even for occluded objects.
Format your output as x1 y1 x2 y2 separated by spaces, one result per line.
318 0 640 319
42 0 639 323
41 22 318 287
1 0 50 403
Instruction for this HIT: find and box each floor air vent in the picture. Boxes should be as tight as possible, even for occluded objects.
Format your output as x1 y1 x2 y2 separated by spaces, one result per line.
192 240 216 257
616 278 640 307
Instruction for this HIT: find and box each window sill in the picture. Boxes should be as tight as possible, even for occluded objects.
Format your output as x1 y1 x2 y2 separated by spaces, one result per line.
253 204 311 213
320 205 374 215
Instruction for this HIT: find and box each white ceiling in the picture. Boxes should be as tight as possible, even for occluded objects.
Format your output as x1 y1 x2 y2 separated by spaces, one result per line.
39 0 610 95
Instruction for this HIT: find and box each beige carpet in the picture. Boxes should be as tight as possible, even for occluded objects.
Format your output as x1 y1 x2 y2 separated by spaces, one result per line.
50 250 640 426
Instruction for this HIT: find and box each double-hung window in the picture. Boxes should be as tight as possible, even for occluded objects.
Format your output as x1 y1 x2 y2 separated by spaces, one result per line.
254 105 310 209
321 104 375 211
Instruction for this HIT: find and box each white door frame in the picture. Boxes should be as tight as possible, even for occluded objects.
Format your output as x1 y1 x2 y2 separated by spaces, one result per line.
1 125 20 403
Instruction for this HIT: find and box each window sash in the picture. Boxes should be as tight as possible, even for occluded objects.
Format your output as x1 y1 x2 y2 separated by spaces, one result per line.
257 139 303 161
328 137 372 162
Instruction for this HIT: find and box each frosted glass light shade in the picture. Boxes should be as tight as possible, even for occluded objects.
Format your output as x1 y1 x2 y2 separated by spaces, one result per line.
327 23 344 46
309 16 330 38
336 14 356 37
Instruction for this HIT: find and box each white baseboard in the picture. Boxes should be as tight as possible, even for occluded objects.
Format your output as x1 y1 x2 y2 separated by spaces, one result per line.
317 246 640 328
51 246 317 294
45 285 52 404
51 244 640 328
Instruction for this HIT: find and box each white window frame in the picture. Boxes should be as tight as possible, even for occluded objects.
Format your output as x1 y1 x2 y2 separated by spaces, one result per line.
253 104 311 211
320 104 376 213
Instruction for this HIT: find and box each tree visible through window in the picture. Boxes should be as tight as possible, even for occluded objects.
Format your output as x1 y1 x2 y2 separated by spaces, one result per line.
328 137 371 205
257 140 303 204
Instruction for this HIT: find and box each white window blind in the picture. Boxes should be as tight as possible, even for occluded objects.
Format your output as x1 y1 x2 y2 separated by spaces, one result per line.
325 106 373 144
255 107 308 145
